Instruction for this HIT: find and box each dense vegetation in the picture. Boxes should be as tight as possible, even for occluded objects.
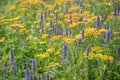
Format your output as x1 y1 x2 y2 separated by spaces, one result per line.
0 0 120 80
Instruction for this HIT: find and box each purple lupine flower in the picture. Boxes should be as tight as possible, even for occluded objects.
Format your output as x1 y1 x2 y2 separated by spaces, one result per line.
79 9 83 21
50 21 53 28
56 29 60 35
44 11 46 21
40 13 43 22
86 45 91 57
32 59 36 73
106 30 111 43
62 44 68 59
78 38 82 47
80 1 83 7
70 12 72 24
118 6 120 13
114 8 117 17
38 74 42 80
56 12 58 21
10 50 14 64
96 16 101 30
118 47 120 56
66 27 69 37
45 74 50 80
82 30 84 39
105 22 109 29
60 29 63 35
48 10 50 15
25 68 30 80
4 62 8 67
62 59 67 65
30 74 34 80
26 62 30 69
12 60 16 69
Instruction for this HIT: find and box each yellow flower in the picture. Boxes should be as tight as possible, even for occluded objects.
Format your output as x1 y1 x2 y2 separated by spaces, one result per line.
87 19 94 24
50 35 62 42
68 22 78 28
84 28 97 36
49 62 61 67
28 0 40 5
47 48 54 53
0 37 5 43
108 56 114 61
41 34 49 38
54 51 61 56
36 53 49 59
63 37 74 44
98 28 107 33
19 28 26 33
44 23 50 29
33 20 40 24
20 7 28 12
8 6 15 11
91 46 103 53
39 41 46 44
114 32 120 35
74 34 82 39
9 23 24 28
69 6 79 12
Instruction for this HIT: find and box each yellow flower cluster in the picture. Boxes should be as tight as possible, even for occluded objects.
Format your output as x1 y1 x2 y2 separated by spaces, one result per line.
63 37 75 44
9 23 24 28
84 28 107 37
48 62 61 67
0 37 5 43
50 35 62 42
96 53 114 61
84 46 114 61
36 52 49 59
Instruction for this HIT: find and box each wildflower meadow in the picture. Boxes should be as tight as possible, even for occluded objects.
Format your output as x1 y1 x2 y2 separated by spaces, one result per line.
0 0 120 80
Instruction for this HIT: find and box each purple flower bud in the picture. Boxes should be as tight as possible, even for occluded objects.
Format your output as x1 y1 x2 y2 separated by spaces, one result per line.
30 74 34 80
26 62 30 69
25 68 30 80
45 74 50 80
38 74 42 80
40 13 43 21
86 45 91 57
70 13 72 24
56 12 58 21
62 59 67 65
96 16 101 30
62 44 68 59
78 38 82 47
4 62 8 67
114 8 117 17
66 27 69 37
106 30 111 43
12 60 16 69
118 6 120 13
50 21 53 28
118 47 120 56
80 1 83 7
32 59 36 73
105 22 109 29
10 50 14 64
82 30 84 39
48 10 50 15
